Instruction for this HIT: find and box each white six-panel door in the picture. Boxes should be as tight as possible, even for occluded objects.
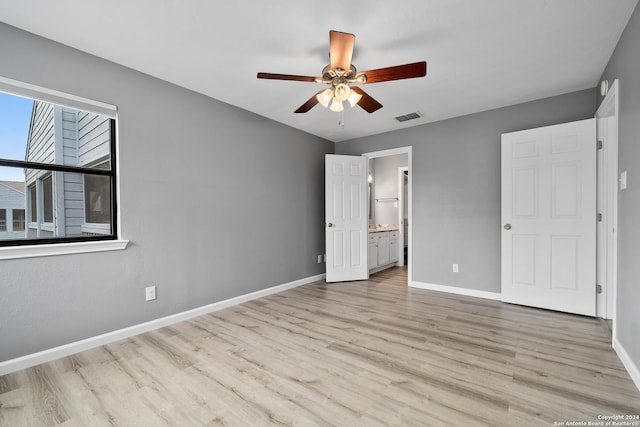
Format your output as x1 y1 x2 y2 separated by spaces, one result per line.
325 154 368 283
501 119 596 316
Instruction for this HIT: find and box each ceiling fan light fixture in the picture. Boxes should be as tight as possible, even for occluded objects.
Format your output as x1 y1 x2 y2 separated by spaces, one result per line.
347 90 363 108
317 88 333 108
257 30 427 116
329 99 344 112
333 83 351 102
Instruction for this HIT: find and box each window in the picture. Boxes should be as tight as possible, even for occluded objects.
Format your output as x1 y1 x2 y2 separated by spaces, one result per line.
42 175 53 223
0 209 6 232
84 174 111 224
0 83 118 247
29 184 36 222
12 209 25 231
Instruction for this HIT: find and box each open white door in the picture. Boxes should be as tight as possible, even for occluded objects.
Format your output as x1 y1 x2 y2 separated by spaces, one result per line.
501 119 596 316
325 154 368 283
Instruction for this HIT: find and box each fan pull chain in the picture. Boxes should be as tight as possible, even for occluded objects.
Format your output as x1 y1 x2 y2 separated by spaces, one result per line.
338 110 345 129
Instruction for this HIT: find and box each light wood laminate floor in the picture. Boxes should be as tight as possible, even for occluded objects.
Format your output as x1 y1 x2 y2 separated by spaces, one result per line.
1 267 639 426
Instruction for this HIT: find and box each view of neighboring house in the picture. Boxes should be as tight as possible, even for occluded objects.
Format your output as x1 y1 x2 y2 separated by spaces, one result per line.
25 100 112 239
0 181 26 239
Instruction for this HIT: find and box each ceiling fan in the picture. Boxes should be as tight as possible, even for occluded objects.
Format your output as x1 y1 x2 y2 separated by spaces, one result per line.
257 30 427 114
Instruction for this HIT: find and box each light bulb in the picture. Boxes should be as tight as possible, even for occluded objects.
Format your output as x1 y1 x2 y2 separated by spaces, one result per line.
316 88 333 108
333 84 351 102
329 99 344 112
347 91 363 108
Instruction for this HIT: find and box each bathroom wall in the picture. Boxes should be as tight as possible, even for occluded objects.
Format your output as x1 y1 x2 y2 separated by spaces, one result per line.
372 154 408 225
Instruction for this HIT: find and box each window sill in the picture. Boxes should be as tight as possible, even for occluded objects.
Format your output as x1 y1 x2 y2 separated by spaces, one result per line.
0 239 129 260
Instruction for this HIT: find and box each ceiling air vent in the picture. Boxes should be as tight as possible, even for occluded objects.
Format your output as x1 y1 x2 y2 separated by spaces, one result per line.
395 111 423 123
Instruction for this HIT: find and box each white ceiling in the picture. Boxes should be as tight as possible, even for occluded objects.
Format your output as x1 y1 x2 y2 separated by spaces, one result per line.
0 0 637 142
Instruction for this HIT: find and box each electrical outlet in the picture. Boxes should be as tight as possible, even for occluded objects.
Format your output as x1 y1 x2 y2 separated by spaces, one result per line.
317 255 323 263
452 263 459 273
145 286 156 301
620 171 628 190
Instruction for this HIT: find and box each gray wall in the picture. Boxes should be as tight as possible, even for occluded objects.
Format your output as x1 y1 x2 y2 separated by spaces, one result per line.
598 2 640 379
337 89 596 292
0 22 333 362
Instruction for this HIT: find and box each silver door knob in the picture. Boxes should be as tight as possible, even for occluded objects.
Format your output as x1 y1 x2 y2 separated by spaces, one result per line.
504 224 512 230
328 223 334 227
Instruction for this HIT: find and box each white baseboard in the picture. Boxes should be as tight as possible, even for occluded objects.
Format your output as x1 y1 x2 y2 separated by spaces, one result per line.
368 263 396 275
410 281 502 301
613 337 640 393
0 273 326 376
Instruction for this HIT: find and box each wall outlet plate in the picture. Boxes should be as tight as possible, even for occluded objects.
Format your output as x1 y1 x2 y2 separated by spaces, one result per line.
452 263 459 273
145 286 156 301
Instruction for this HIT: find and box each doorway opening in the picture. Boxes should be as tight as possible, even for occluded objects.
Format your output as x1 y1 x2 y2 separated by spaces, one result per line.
399 167 409 266
363 147 412 285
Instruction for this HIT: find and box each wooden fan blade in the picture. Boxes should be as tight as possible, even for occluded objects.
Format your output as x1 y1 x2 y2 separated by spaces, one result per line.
358 61 427 84
294 90 324 113
257 72 317 82
350 87 383 113
329 30 355 74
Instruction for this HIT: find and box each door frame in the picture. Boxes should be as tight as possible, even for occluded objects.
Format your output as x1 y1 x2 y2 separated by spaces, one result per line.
595 79 619 326
363 146 413 284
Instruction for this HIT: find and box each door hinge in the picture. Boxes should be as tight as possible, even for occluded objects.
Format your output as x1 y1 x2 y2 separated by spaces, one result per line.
597 140 603 150
597 213 603 222
596 284 602 294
